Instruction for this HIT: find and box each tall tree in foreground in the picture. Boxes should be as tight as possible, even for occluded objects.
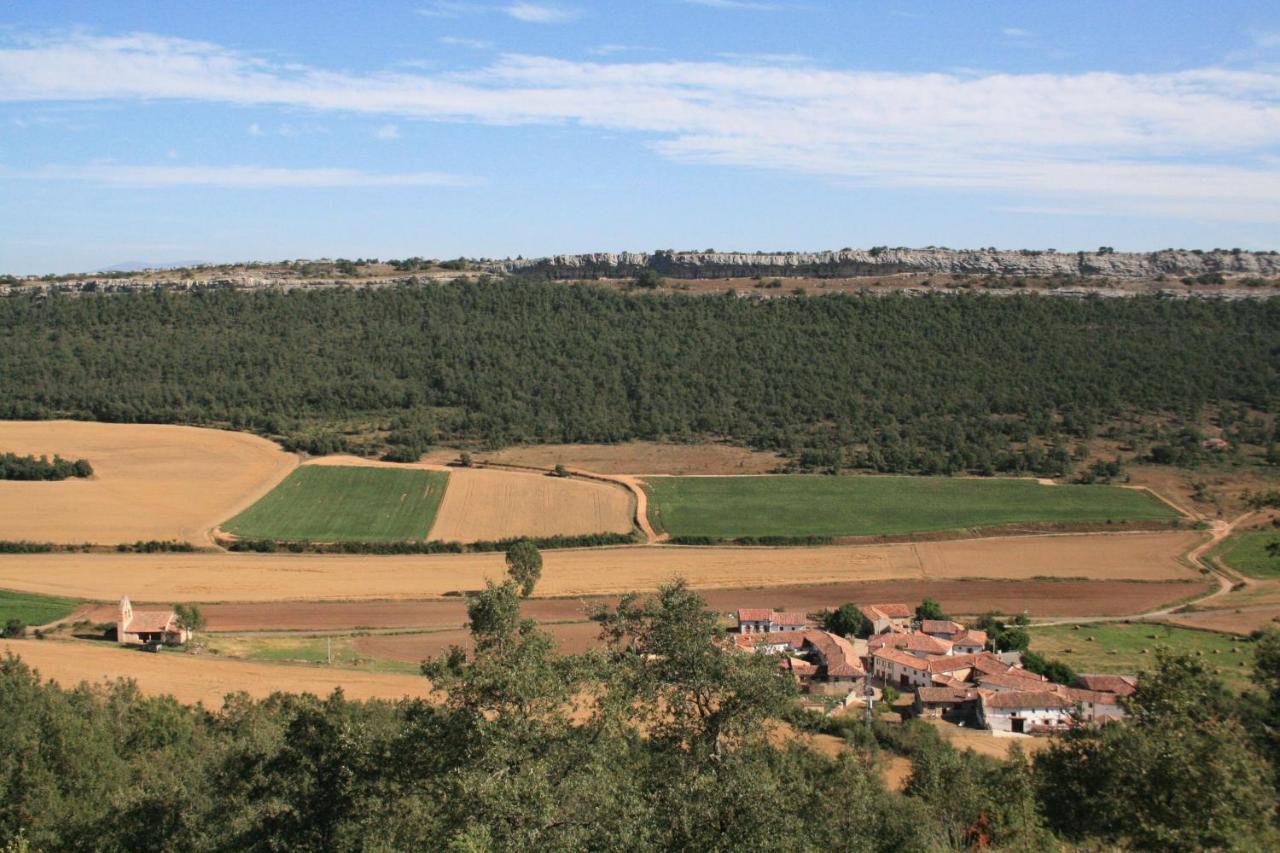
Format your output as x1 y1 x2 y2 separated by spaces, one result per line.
1034 650 1278 850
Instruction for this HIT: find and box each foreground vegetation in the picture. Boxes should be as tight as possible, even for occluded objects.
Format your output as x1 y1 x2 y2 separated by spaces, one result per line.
1 283 1274 474
3 581 1280 850
645 475 1177 538
223 466 448 542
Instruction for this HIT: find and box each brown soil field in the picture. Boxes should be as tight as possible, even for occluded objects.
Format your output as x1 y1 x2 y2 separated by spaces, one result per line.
428 466 634 541
422 442 785 475
0 421 297 545
1 638 432 706
0 530 1199 603
152 578 1204 632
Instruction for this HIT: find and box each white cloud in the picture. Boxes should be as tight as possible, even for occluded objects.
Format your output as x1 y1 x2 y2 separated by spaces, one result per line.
439 36 494 49
374 123 401 139
10 163 476 188
247 122 262 135
1002 27 1033 38
679 0 782 10
2 32 1278 220
503 3 576 23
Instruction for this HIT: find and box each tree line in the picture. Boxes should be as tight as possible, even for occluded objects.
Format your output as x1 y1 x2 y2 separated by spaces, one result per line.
0 282 1275 474
2 580 1279 850
0 452 92 480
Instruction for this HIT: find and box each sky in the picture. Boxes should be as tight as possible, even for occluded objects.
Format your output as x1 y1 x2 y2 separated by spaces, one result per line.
1 1 1279 274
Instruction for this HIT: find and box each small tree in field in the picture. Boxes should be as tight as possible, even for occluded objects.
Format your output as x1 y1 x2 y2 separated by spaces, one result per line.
505 540 543 598
173 603 206 638
821 602 868 638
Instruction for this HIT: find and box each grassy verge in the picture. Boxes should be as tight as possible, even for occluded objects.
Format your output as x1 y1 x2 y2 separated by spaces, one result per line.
223 466 449 543
0 589 79 625
644 475 1179 539
1213 527 1280 579
1029 622 1256 694
200 635 421 674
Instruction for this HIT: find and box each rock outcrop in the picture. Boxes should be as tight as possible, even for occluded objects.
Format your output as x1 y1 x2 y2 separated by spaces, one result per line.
488 248 1280 280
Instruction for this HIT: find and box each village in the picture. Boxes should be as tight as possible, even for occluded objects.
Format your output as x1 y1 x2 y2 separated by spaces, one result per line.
734 602 1133 734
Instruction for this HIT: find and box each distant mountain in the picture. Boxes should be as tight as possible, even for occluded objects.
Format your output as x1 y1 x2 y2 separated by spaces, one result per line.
100 260 212 273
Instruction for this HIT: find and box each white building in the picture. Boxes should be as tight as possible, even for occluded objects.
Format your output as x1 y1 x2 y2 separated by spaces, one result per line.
976 689 1073 734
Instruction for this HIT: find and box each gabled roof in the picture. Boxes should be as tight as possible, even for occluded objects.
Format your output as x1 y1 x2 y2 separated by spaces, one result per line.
801 630 865 678
772 611 811 627
123 609 178 634
951 629 988 648
917 686 976 703
860 603 913 620
979 689 1073 710
1064 687 1121 706
737 608 774 622
976 671 1051 690
920 619 965 635
1075 674 1137 696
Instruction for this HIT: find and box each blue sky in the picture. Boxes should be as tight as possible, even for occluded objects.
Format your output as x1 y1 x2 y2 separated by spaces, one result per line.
2 1 1278 274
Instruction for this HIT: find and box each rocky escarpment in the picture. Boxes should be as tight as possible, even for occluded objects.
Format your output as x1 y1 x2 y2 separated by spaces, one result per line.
488 248 1280 279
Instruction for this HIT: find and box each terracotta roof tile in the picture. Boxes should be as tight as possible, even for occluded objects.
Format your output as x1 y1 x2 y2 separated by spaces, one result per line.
979 689 1073 710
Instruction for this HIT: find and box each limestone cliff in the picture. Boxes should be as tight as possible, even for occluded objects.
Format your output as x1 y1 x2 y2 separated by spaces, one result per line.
488 248 1280 279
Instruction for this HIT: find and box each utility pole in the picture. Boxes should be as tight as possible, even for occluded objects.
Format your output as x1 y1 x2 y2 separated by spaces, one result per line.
864 677 875 725
327 636 333 666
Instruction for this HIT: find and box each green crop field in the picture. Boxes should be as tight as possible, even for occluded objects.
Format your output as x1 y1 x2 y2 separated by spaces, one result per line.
223 466 449 543
0 589 78 626
643 475 1178 539
1029 622 1257 694
1215 527 1280 579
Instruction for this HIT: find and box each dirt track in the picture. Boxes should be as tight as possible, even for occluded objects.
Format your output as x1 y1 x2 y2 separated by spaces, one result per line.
0 421 297 545
0 530 1199 603
1 639 432 705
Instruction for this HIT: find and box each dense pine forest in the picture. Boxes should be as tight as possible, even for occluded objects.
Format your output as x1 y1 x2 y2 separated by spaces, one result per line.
0 281 1276 473
2 582 1278 851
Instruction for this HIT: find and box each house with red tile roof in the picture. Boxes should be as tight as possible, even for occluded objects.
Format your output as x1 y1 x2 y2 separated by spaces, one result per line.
858 603 913 635
976 688 1074 733
117 596 189 647
735 609 813 634
1075 673 1138 697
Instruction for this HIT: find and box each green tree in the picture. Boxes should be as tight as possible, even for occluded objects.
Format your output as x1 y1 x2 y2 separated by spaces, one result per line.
504 539 543 598
915 597 945 621
821 602 867 638
172 603 205 635
1035 650 1277 850
632 269 664 289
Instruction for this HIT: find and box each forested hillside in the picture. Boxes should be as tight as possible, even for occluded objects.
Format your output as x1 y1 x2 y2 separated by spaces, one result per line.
0 281 1275 473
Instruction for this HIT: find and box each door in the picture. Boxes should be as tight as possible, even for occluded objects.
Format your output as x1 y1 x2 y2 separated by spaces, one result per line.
1011 718 1025 734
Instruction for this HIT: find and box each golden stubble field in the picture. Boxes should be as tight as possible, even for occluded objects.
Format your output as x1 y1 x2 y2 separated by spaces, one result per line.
1 639 432 705
0 529 1200 603
0 421 297 545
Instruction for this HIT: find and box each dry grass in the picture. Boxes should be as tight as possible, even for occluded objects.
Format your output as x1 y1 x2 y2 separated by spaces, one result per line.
424 441 785 475
0 421 297 545
429 467 634 541
0 530 1199 603
1 638 432 705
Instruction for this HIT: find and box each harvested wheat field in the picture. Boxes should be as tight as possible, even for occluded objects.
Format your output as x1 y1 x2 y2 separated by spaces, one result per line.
425 441 785 475
0 421 297 545
0 530 1198 603
0 639 432 706
1163 606 1280 635
428 466 634 542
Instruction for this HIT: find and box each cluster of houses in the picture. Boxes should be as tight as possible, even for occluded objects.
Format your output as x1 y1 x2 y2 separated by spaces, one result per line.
733 603 1134 734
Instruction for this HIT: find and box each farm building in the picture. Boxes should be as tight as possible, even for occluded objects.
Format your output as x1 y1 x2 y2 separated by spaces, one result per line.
735 608 812 633
859 603 913 634
117 596 189 647
914 687 978 722
976 689 1073 734
1075 673 1137 697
